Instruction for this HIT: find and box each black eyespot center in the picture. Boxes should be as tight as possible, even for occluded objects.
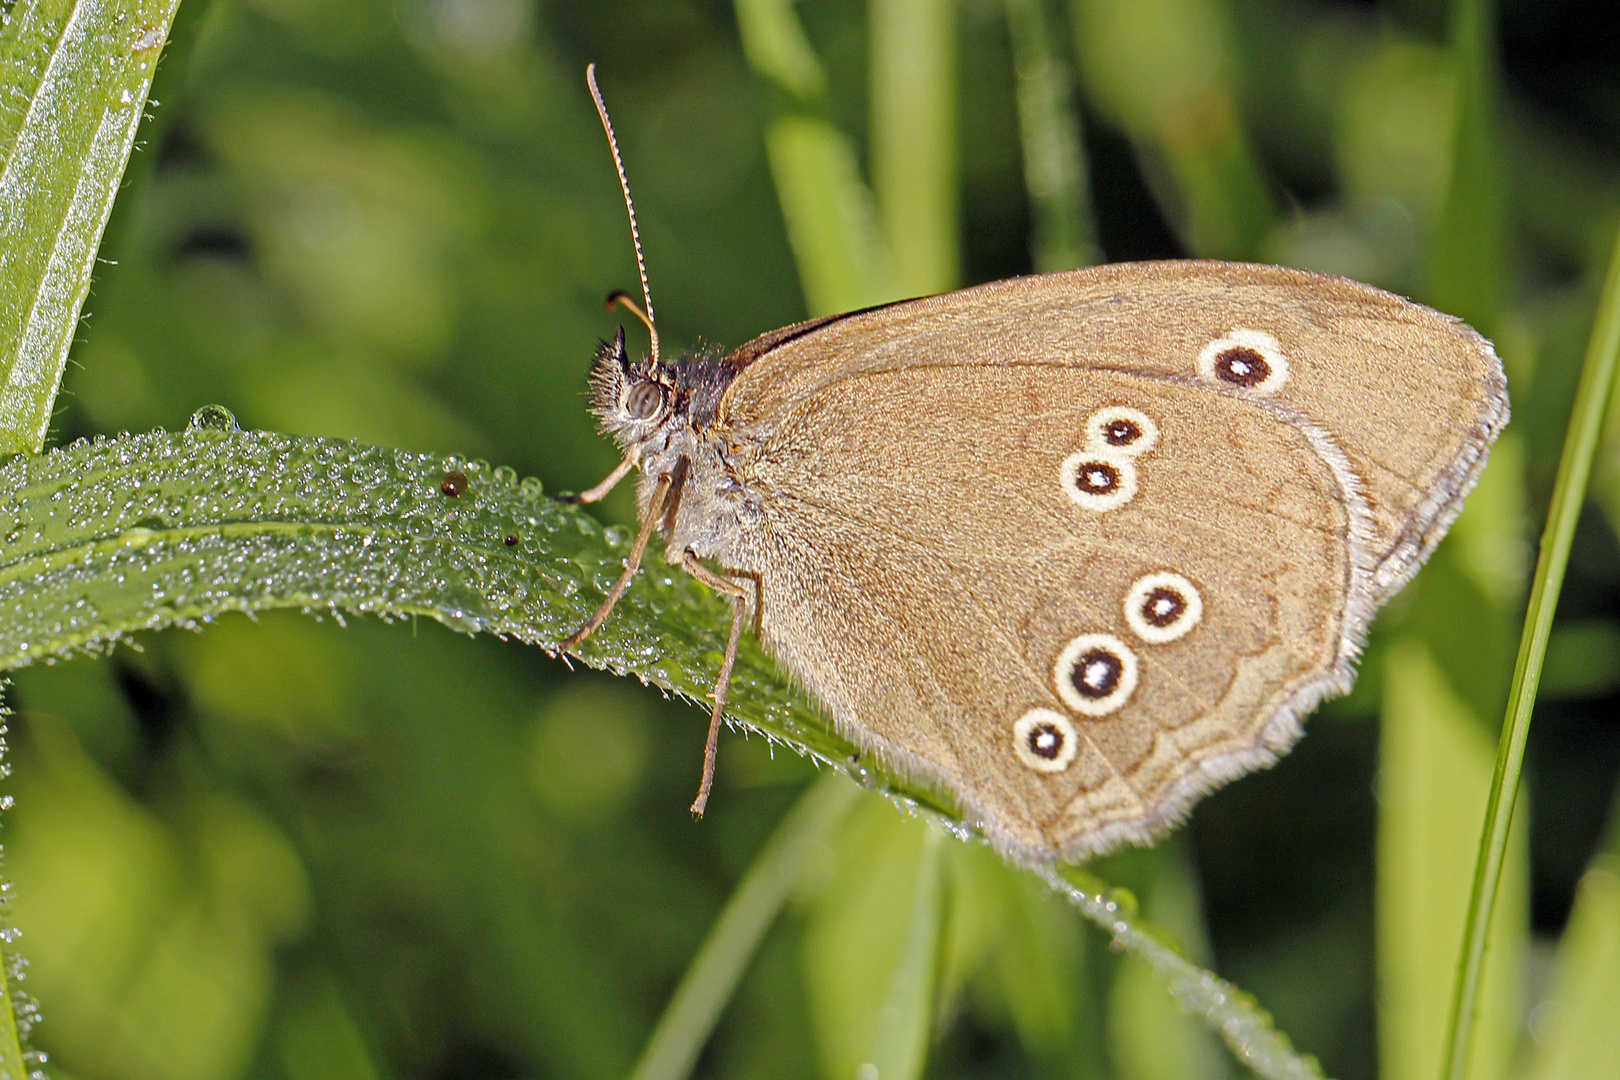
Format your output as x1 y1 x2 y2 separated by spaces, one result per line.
1104 419 1142 446
625 381 665 420
1027 723 1065 759
1142 586 1186 627
1215 346 1270 387
1071 647 1124 699
1074 460 1120 495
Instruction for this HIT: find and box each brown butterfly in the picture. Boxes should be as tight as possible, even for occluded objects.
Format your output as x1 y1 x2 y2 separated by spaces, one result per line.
557 67 1507 864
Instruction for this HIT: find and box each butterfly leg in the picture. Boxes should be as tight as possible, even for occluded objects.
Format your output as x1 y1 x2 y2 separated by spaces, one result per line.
557 471 673 653
554 454 637 504
680 551 751 816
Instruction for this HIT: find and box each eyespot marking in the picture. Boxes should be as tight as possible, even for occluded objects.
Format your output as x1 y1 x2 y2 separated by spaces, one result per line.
1055 633 1139 716
1013 708 1079 773
1086 405 1158 455
1060 451 1137 511
1124 571 1203 644
1197 329 1289 395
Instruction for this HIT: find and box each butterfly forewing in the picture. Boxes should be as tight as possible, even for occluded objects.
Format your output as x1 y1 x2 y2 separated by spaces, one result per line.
718 261 1507 601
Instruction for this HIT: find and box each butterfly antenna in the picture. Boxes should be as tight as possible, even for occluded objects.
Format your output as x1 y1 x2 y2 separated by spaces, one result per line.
605 289 657 341
587 64 660 368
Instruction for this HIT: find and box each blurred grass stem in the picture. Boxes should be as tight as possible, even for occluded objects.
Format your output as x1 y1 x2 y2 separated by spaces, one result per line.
0 885 26 1080
628 773 859 1080
1427 0 1505 336
732 0 826 101
1003 0 1099 270
1440 225 1620 1080
870 0 959 295
861 825 945 1080
1049 867 1325 1080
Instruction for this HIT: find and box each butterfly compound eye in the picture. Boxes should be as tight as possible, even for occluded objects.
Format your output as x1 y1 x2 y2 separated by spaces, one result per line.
625 381 665 420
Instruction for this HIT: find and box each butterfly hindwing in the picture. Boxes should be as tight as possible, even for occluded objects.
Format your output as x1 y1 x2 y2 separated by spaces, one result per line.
717 365 1368 861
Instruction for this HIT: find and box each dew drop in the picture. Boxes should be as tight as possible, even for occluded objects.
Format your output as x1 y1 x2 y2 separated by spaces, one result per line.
187 404 239 432
1104 886 1139 917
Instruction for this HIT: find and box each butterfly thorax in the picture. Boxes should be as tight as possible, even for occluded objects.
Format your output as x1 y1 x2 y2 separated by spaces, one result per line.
587 328 759 565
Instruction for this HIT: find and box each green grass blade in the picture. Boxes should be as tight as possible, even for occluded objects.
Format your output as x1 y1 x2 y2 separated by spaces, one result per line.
737 0 894 316
1104 843 1226 1080
1003 0 1100 271
1439 223 1620 1080
945 845 1093 1069
0 422 969 819
802 803 947 1080
276 972 386 1080
1426 0 1505 337
629 773 860 1080
0 0 183 454
1049 867 1326 1080
0 970 23 1080
870 0 958 295
0 697 31 1079
1379 642 1526 1080
733 0 826 102
0 951 25 1079
1066 0 1275 259
764 116 892 316
862 826 946 1080
1523 853 1620 1079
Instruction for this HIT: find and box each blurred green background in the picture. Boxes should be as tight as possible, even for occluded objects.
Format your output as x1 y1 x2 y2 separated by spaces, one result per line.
3 0 1620 1078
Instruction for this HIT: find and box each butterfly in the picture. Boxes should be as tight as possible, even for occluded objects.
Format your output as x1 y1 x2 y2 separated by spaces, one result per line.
556 66 1507 863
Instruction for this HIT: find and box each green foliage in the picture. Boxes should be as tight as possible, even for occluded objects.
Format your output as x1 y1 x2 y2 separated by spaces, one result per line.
0 424 856 768
2 0 1620 1079
1439 216 1620 1080
1378 643 1527 1080
0 0 182 454
1521 847 1620 1078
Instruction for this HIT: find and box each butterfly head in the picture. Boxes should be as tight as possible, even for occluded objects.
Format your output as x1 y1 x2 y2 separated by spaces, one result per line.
588 324 683 447
590 324 745 452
